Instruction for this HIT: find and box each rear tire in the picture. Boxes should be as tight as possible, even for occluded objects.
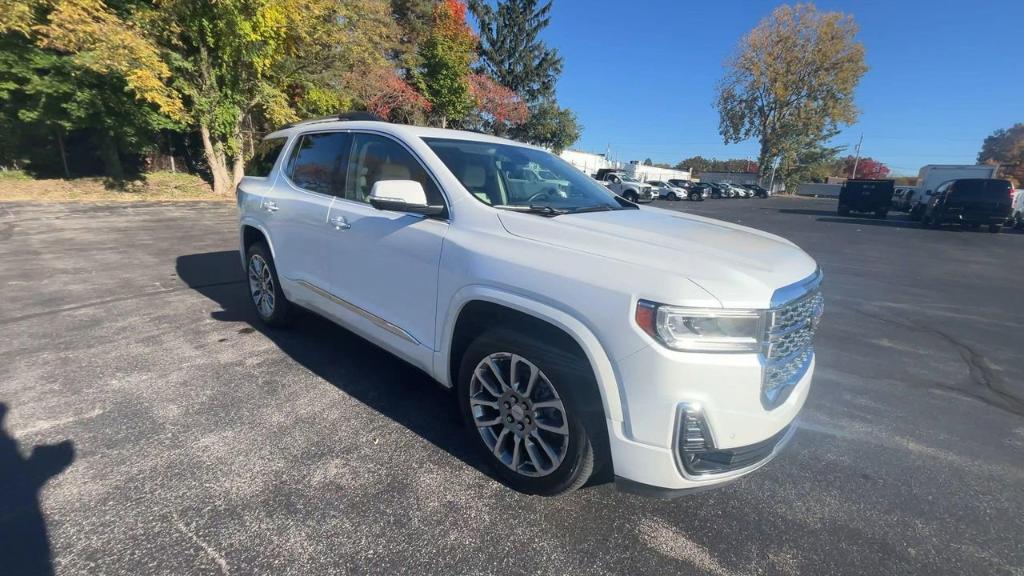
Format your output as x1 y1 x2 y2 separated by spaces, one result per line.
689 192 700 201
989 224 1002 234
246 242 292 328
457 328 601 496
667 192 677 201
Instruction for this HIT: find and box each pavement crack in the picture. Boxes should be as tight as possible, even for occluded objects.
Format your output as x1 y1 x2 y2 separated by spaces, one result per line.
171 511 230 576
848 306 1024 416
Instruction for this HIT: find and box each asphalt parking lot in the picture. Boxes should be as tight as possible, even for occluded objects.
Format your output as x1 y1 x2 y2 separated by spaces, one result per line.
1 196 1022 575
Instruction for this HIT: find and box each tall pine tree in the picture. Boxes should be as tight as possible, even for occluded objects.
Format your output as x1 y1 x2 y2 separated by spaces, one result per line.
469 0 560 104
469 0 579 149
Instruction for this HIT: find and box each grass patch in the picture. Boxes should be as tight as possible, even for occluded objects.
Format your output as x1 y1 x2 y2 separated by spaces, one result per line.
0 171 229 202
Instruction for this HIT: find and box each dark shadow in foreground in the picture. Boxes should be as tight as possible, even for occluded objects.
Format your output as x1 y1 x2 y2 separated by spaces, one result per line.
0 403 75 576
175 251 613 491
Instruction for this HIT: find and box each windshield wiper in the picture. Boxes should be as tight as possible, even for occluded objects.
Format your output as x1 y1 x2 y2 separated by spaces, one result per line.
566 205 616 214
493 204 567 216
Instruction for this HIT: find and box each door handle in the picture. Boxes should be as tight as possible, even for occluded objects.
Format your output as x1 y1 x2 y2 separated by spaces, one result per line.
262 201 279 213
330 215 351 230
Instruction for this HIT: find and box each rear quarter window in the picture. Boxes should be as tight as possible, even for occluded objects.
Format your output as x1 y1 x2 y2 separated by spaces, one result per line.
245 137 287 177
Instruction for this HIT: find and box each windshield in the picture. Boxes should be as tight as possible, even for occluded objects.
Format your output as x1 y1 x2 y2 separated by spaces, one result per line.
424 138 632 213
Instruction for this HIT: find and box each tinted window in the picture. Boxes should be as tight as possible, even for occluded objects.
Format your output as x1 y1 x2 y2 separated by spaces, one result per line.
346 134 443 205
245 137 287 177
287 132 351 195
951 179 1012 202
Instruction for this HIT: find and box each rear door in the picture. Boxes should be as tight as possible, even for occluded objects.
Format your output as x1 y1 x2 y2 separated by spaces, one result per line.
261 131 351 301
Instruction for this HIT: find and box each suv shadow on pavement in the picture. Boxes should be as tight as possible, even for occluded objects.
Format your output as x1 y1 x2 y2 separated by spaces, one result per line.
174 251 612 490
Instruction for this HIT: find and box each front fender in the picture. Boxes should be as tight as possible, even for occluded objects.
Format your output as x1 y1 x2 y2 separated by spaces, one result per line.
435 284 625 423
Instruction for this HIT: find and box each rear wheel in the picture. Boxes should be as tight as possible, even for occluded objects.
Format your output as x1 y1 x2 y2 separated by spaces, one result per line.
689 192 700 201
989 224 1002 234
667 192 677 201
457 328 600 496
246 242 292 328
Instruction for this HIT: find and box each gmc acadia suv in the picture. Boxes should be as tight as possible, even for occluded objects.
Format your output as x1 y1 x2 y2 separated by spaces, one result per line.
236 116 824 496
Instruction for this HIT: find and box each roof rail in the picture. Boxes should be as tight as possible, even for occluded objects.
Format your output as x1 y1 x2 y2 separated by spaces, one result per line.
276 111 385 131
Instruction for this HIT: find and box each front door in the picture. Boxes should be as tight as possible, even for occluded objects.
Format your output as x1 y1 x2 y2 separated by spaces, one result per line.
324 132 448 369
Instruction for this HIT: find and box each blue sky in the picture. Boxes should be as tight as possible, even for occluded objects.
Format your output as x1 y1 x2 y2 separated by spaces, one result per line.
540 0 1023 175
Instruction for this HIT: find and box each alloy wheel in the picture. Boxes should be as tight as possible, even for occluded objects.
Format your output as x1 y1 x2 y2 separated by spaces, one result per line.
248 254 276 318
469 353 570 477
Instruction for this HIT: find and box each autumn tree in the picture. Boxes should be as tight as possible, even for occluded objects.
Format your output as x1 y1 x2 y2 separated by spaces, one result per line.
417 0 477 128
32 0 400 194
978 123 1024 185
716 3 867 185
841 155 889 179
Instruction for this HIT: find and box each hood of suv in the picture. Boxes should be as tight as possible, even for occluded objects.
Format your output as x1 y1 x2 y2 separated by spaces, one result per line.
496 206 818 308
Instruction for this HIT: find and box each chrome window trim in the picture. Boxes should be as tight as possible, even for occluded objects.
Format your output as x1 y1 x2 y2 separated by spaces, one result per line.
291 278 420 345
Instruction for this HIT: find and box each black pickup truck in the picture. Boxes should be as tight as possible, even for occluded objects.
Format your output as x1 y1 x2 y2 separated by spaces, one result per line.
838 179 895 218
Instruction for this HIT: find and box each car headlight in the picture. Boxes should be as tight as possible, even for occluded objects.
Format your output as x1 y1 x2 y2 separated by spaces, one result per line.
635 300 763 352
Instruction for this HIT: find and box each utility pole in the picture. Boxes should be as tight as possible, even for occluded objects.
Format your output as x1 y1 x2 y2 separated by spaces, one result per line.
850 133 863 179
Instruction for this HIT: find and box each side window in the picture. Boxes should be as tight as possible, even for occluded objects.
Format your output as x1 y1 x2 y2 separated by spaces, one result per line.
346 133 443 205
286 132 351 195
245 137 287 177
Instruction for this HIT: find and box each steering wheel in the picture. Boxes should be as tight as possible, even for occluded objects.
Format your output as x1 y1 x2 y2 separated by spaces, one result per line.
527 190 552 203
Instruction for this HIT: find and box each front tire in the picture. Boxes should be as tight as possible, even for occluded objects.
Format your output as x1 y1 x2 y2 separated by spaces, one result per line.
246 242 292 328
624 191 639 203
457 329 599 496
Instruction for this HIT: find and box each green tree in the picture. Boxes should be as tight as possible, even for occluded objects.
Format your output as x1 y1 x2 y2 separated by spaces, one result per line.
978 123 1024 185
511 100 579 152
417 0 477 128
716 3 867 184
469 0 580 144
469 0 560 104
37 0 400 194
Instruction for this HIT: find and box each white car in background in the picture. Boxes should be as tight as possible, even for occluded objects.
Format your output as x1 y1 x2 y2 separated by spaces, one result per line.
1011 187 1023 229
237 115 822 496
646 180 688 201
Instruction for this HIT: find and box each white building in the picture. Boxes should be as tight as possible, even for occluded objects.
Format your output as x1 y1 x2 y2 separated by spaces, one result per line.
624 161 691 183
559 150 692 182
559 149 621 175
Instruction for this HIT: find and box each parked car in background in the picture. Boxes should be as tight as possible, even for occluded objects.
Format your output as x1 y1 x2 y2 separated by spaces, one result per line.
704 182 729 199
237 116 823 496
837 179 894 218
647 180 688 201
688 183 716 200
892 187 912 211
920 178 1014 232
667 179 693 190
908 164 998 218
595 169 654 203
722 183 748 198
1011 186 1024 229
740 184 769 198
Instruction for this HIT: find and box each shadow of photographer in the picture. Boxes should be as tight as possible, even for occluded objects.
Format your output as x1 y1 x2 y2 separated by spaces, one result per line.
0 403 75 576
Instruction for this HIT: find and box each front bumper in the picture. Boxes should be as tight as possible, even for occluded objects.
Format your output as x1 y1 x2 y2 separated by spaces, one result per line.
606 346 814 491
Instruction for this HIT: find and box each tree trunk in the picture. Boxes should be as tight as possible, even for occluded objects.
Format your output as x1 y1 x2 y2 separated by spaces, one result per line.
98 133 124 180
55 129 70 179
199 124 233 195
756 140 775 185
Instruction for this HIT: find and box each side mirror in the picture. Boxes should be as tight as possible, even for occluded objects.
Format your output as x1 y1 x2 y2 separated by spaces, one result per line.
369 180 444 216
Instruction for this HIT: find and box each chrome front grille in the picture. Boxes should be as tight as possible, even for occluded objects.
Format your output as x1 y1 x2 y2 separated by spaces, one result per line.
762 279 824 408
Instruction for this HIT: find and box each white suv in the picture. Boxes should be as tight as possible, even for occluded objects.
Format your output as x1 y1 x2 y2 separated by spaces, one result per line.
237 116 823 496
